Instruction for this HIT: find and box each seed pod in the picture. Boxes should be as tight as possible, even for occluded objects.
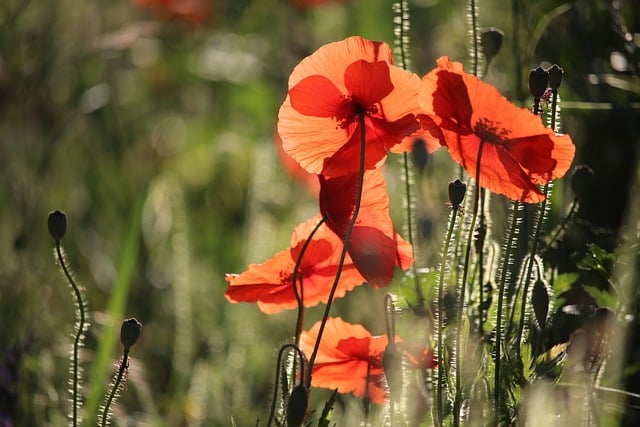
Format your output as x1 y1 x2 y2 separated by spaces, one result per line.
570 165 595 200
448 179 466 210
120 318 142 350
547 64 564 91
528 67 549 99
48 210 68 242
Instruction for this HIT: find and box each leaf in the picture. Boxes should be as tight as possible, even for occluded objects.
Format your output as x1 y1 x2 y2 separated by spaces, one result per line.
553 272 578 295
584 285 616 310
532 281 550 329
317 389 338 427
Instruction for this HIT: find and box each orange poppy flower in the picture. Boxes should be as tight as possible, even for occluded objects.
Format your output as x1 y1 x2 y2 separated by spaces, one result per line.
420 57 575 203
300 317 392 404
319 167 413 287
134 0 210 23
224 215 365 314
278 36 439 178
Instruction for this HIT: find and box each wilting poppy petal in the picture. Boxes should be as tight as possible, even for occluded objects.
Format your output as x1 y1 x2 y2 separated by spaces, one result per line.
421 56 575 203
319 167 413 286
224 215 365 314
278 36 438 177
300 317 389 404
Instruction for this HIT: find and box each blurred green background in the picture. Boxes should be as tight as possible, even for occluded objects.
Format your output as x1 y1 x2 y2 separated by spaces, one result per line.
1 0 638 425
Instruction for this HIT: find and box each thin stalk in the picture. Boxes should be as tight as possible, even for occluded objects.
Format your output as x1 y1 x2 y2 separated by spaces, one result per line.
435 207 460 426
494 200 520 419
469 0 480 77
55 242 86 427
99 349 129 427
307 112 367 384
453 140 485 427
292 217 327 344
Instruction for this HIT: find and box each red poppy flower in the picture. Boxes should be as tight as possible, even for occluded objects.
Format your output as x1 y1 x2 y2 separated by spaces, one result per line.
319 167 413 287
420 57 575 203
224 215 365 314
278 36 439 178
134 0 210 23
300 317 392 404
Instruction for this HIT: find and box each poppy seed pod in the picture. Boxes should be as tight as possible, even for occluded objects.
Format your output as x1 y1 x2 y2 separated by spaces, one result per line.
120 318 142 350
286 384 308 427
383 343 403 401
570 165 595 200
448 179 466 209
547 64 564 91
528 67 549 99
480 28 504 62
48 210 68 241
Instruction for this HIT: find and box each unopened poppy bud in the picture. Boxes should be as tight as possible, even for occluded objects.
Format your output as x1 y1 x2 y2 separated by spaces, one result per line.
570 165 595 200
411 138 429 173
528 66 549 99
120 318 142 350
480 28 504 62
48 210 67 241
286 384 308 427
383 343 403 401
547 64 564 91
448 179 466 209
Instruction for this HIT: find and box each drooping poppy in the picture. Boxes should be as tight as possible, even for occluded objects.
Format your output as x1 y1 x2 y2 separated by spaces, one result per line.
278 36 439 178
224 215 366 314
300 317 392 404
420 57 575 203
134 0 210 23
319 167 413 287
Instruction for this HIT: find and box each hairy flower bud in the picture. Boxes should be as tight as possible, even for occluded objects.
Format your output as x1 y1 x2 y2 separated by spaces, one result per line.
448 179 466 209
480 28 504 62
570 165 595 200
286 384 308 427
120 318 142 350
48 210 68 242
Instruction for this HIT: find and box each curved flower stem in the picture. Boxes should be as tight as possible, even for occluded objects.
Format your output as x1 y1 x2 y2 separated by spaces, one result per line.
55 242 86 427
494 200 520 420
435 207 459 426
99 349 129 427
267 344 306 427
307 111 367 386
291 217 327 345
453 140 485 427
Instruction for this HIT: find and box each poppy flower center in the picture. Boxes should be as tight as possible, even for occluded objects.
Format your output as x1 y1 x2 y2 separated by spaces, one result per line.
473 117 510 145
336 95 378 129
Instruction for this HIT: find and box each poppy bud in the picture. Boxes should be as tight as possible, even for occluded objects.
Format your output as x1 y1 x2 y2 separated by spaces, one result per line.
528 66 549 99
383 343 403 401
480 28 504 62
570 165 595 200
532 280 550 329
48 210 67 242
286 384 308 427
120 318 142 350
448 179 466 209
547 64 564 91
411 138 430 173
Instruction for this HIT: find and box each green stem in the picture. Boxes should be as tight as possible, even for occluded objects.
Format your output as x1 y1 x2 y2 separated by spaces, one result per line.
435 207 459 426
55 242 86 427
470 0 479 77
307 112 367 385
267 344 306 427
453 140 485 427
292 217 327 345
99 349 129 427
403 152 425 310
494 200 520 419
